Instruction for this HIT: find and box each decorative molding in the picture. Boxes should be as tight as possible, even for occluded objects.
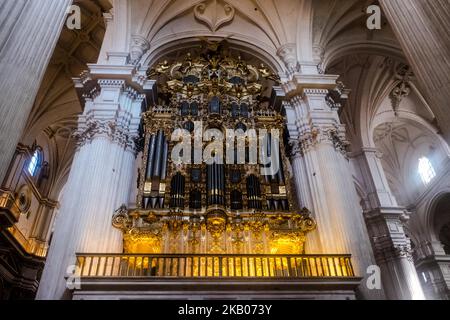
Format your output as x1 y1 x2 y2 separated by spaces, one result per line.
374 241 414 263
15 185 32 215
74 116 140 153
130 35 150 65
390 63 413 115
286 85 350 157
194 0 235 32
73 68 150 154
288 139 302 158
303 88 329 96
289 125 349 158
366 208 415 263
394 243 413 261
390 81 411 115
277 43 298 73
313 45 325 74
297 112 349 155
74 83 143 152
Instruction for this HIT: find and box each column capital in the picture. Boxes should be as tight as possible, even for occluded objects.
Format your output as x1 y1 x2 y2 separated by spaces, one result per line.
72 68 152 153
348 147 384 159
73 115 140 153
365 207 414 263
74 64 156 92
282 73 339 99
285 80 350 157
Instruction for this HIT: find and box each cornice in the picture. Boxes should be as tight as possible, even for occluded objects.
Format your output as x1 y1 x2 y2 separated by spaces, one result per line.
282 73 339 99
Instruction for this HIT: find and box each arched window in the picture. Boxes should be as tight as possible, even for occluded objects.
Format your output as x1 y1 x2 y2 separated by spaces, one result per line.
418 157 436 185
28 149 42 176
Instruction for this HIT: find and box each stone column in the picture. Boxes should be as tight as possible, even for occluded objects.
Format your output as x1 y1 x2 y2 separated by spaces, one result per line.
286 80 383 299
365 208 426 300
36 76 146 300
380 0 450 143
353 148 425 300
0 0 72 183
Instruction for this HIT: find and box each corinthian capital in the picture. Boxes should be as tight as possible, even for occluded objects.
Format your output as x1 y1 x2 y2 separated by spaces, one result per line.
74 115 140 153
297 125 349 156
73 74 147 154
372 241 413 263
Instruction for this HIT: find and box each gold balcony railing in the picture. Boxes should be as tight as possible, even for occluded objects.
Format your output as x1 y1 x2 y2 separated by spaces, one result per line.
75 254 355 278
0 190 21 226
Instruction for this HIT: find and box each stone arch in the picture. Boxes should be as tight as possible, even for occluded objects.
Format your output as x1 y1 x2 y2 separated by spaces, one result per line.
424 191 450 248
370 111 447 152
372 114 449 206
322 41 405 73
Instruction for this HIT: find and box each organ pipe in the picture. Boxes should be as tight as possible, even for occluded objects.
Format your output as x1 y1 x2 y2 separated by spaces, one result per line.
145 135 156 179
277 150 285 183
161 141 168 180
207 163 225 206
247 175 262 209
153 130 164 178
129 45 315 256
170 173 185 208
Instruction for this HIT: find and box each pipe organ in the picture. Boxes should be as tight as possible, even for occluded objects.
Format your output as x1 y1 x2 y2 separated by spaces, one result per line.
143 130 169 209
113 40 316 255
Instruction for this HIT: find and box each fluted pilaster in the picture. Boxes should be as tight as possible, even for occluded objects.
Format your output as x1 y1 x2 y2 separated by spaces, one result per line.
36 77 144 300
0 0 27 52
287 88 382 299
0 0 72 182
365 208 425 300
349 147 425 299
380 0 450 143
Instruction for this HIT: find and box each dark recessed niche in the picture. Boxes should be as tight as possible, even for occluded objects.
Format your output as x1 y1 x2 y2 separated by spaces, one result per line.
191 168 202 182
181 101 189 116
230 169 241 183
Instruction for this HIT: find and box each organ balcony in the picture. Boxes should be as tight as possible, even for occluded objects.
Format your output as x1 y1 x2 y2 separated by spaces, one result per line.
70 40 361 300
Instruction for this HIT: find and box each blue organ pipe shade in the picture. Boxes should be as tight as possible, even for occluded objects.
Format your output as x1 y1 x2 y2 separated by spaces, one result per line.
170 173 185 208
161 141 168 180
152 130 164 178
191 102 199 116
181 101 189 116
277 150 285 183
145 135 156 179
231 102 239 117
240 103 249 118
209 96 221 114
191 168 201 182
